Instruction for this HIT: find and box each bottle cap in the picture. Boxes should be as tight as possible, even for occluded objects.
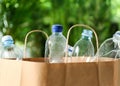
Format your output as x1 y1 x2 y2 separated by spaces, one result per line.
113 31 120 43
52 24 63 32
2 35 14 47
82 29 93 38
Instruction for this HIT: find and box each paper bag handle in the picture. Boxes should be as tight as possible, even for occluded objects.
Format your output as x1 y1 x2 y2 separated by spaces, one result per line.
24 30 48 58
65 24 99 62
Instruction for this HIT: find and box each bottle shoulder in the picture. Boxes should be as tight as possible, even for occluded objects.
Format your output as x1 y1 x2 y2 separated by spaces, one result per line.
47 34 66 42
99 38 114 49
1 44 22 52
102 38 113 44
74 38 93 45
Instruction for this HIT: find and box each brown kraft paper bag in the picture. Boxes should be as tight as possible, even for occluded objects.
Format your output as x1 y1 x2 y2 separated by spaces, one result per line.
0 58 120 86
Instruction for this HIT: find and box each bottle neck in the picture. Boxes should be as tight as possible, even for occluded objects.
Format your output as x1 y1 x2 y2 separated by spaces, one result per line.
81 35 91 40
2 41 14 49
3 44 14 51
52 32 62 35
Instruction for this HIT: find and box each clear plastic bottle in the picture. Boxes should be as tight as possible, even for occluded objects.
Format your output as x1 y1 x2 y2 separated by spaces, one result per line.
0 35 23 60
96 31 120 58
72 29 94 61
45 24 66 63
68 45 74 57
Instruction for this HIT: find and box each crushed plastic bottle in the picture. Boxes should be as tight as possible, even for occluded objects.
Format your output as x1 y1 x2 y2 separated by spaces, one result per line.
96 31 120 58
0 35 23 60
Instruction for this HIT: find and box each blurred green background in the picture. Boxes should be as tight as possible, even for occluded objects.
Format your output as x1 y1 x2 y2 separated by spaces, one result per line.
0 0 120 57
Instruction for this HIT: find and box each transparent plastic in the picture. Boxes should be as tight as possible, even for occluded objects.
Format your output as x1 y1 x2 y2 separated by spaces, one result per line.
67 45 74 57
0 45 23 60
45 24 66 63
96 31 120 58
0 35 23 60
72 29 94 60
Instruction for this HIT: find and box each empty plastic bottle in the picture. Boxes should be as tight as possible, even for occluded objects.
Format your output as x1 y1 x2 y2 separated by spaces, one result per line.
45 24 66 63
72 29 94 61
0 35 23 60
96 31 120 58
68 45 74 57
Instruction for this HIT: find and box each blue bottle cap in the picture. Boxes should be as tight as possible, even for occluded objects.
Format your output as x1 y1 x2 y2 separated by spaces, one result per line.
82 29 93 38
52 24 63 32
2 35 14 47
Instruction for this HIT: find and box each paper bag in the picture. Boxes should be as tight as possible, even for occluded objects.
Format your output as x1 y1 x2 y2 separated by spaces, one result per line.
21 58 66 86
65 62 98 86
0 58 120 86
98 59 120 86
0 59 22 86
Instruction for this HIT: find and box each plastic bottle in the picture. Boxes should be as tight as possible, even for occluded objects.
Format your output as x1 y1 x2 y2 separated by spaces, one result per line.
68 45 74 57
96 31 120 58
45 24 66 63
0 35 23 60
72 29 94 61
